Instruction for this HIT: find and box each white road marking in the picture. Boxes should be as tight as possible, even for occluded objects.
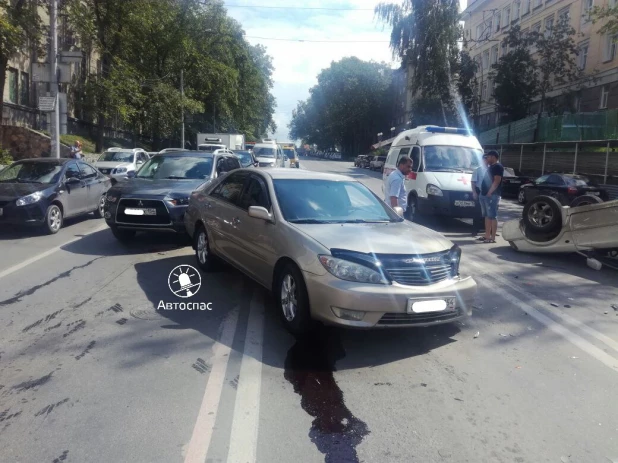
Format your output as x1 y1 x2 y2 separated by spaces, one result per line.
467 262 618 372
227 290 265 463
184 308 240 463
0 223 108 280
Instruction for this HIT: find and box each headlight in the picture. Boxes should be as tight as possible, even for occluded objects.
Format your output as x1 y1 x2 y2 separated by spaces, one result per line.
167 197 190 206
114 167 127 174
426 184 443 196
270 162 276 167
447 245 462 275
16 191 44 206
319 255 389 284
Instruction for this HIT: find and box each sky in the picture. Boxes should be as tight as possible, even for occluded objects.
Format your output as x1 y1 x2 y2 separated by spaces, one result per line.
226 1 468 141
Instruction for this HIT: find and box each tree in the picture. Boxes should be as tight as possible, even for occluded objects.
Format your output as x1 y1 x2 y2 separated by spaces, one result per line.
289 57 392 155
0 0 43 116
491 27 539 122
590 3 618 35
532 17 582 115
456 50 480 128
375 0 461 122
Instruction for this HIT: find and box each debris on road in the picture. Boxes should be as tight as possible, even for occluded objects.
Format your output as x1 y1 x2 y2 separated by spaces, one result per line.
551 303 559 307
612 304 618 311
499 333 508 337
564 305 571 308
474 331 480 339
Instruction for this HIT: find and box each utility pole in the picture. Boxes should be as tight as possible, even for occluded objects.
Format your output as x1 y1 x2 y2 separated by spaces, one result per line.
180 69 185 149
50 0 60 158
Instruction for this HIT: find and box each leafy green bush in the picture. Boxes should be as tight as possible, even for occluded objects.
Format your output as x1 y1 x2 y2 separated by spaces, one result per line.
0 148 13 166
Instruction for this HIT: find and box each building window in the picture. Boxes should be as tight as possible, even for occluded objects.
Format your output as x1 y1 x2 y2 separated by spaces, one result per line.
604 34 618 61
7 68 18 104
503 7 511 27
481 81 488 101
491 45 499 65
533 0 542 9
476 24 484 40
487 78 493 101
532 21 542 36
495 12 501 32
558 7 570 24
545 15 554 36
482 49 490 69
522 0 531 15
579 43 589 69
19 72 29 106
513 1 520 22
501 40 508 56
582 0 594 25
600 85 609 109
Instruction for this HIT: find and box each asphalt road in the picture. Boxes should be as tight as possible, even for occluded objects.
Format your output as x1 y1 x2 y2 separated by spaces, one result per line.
0 158 617 463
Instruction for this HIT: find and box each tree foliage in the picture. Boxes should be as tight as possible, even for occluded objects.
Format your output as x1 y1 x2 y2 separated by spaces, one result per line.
375 0 461 122
66 0 275 150
289 57 393 155
0 0 44 113
456 50 480 127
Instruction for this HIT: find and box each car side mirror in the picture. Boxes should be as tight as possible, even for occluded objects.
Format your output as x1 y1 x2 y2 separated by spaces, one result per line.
126 171 136 178
137 160 144 165
65 177 80 184
254 162 259 167
393 206 404 218
248 206 273 222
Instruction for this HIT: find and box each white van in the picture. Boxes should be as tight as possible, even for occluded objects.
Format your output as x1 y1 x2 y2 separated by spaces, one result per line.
382 126 484 227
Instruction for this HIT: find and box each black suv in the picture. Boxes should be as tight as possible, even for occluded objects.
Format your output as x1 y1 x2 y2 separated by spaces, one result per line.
103 151 241 241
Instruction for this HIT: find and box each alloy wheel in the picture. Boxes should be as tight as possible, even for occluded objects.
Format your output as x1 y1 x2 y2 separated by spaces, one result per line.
518 189 525 203
280 274 298 322
527 201 554 227
197 230 208 264
49 206 62 232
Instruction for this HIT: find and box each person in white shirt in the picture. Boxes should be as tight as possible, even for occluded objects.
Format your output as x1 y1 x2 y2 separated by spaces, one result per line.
385 156 413 212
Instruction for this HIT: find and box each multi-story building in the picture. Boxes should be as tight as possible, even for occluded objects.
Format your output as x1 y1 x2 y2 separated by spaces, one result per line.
462 0 618 130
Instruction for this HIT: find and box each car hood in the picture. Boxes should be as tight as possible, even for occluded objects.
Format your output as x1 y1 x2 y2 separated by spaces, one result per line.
109 178 210 198
257 157 276 163
94 161 133 169
291 220 454 255
419 172 474 191
0 182 52 201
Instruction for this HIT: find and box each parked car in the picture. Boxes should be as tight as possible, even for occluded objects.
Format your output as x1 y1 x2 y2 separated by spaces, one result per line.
354 155 366 167
517 173 609 205
0 158 111 234
94 148 150 184
184 168 476 334
503 195 618 263
502 167 535 198
103 151 241 241
370 156 387 171
232 150 259 168
360 155 374 168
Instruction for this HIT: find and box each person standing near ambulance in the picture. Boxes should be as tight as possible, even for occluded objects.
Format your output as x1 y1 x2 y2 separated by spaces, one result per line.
479 150 504 243
385 156 413 212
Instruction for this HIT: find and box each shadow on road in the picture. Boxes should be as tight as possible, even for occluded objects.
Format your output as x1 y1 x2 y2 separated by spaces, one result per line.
0 215 97 241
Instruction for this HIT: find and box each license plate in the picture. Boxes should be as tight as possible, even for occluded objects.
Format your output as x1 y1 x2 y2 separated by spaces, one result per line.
125 208 156 216
407 297 456 314
454 200 475 207
508 180 521 184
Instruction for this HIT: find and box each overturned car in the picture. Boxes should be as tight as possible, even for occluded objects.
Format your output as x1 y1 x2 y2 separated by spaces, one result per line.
502 195 618 266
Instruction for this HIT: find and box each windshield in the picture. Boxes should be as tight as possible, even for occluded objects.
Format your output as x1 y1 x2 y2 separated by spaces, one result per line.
98 151 134 162
254 147 276 158
234 151 254 167
274 179 399 224
0 162 63 184
423 146 482 173
136 156 214 180
283 149 295 159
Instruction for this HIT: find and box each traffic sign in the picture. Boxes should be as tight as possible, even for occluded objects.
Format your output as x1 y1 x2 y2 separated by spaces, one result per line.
39 96 56 112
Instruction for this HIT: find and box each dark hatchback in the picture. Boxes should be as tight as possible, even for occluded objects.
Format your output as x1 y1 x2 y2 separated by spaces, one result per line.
104 151 241 241
0 158 111 234
518 173 609 205
232 150 258 168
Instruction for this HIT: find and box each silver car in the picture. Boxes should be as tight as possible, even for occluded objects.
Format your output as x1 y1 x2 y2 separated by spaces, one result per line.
184 169 477 334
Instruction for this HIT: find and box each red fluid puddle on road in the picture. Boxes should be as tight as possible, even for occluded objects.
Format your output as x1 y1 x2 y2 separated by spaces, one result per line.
284 327 369 463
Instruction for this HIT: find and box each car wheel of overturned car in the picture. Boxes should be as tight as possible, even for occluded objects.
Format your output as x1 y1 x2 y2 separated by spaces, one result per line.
93 194 106 219
570 195 604 208
523 195 563 233
276 262 313 335
110 225 136 242
517 188 526 204
44 204 63 235
194 224 218 271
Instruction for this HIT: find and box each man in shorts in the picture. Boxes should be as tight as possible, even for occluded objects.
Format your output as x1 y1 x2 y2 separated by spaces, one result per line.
479 150 504 243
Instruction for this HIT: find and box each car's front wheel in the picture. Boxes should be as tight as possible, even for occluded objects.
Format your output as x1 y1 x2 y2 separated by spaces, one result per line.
276 263 313 335
110 225 136 242
93 194 106 218
43 204 63 234
194 225 217 271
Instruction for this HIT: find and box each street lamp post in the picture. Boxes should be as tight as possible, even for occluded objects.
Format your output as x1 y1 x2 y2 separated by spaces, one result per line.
180 69 184 149
50 0 60 158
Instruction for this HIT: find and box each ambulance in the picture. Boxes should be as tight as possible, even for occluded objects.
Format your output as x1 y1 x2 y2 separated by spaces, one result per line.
382 126 485 228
